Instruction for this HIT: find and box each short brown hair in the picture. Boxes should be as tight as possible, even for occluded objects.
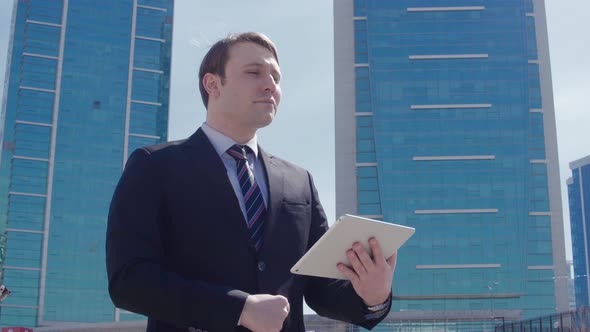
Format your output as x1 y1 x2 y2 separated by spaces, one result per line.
198 32 279 109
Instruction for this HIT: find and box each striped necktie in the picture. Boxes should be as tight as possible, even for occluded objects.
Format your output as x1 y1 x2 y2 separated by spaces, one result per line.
227 144 266 251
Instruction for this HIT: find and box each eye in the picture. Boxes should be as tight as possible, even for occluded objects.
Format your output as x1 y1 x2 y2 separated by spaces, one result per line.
247 71 260 76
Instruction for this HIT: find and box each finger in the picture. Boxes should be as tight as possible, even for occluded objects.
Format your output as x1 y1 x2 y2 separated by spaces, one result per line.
369 237 386 265
347 248 368 276
353 242 375 272
386 252 398 270
337 263 360 282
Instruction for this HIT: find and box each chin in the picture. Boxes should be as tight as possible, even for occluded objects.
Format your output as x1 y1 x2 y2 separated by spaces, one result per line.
255 113 275 129
259 117 275 128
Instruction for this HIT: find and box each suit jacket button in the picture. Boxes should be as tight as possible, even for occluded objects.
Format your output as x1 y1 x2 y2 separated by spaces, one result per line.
258 261 266 272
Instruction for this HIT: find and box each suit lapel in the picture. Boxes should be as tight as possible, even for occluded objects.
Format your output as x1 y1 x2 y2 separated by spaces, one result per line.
259 147 283 253
184 129 255 253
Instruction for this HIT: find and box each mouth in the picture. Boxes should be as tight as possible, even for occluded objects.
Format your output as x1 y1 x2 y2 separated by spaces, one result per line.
254 99 276 107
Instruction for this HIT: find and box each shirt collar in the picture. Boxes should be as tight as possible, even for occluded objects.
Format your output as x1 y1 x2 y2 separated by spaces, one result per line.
201 122 259 158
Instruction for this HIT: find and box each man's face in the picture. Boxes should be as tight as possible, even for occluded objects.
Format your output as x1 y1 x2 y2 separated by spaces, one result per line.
215 42 281 132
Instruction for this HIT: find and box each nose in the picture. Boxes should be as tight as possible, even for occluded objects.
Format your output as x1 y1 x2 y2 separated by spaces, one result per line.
263 74 279 93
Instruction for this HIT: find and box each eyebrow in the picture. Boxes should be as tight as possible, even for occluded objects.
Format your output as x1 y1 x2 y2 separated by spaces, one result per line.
243 62 265 67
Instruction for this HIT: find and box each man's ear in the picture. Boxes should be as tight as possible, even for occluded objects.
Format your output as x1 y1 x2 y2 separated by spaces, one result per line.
203 73 221 98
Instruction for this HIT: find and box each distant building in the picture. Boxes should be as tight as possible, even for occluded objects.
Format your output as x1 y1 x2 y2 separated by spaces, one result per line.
568 155 590 309
567 260 577 310
334 0 568 327
0 0 173 327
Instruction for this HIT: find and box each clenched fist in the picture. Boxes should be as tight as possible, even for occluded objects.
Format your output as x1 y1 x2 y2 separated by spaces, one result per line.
239 294 290 332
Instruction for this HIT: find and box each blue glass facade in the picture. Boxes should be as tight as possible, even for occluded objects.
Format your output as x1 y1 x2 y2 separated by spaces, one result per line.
0 0 173 327
336 0 567 327
568 157 590 309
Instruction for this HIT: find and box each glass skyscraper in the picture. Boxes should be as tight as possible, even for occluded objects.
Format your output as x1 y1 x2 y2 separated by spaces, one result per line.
334 0 568 327
568 155 590 309
0 0 173 327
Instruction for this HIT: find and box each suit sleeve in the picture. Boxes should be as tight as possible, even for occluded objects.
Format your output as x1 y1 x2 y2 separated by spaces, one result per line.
303 172 390 330
106 148 248 331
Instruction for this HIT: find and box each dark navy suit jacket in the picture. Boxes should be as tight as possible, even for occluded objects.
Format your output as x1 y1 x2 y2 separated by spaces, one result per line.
106 128 389 331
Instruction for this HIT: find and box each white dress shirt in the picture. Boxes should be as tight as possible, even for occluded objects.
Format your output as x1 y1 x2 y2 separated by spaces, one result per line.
200 123 269 223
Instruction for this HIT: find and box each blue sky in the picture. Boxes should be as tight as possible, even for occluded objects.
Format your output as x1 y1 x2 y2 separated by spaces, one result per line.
1 0 588 263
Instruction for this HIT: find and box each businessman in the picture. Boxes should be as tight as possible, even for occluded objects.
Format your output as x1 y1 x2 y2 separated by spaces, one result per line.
106 32 396 332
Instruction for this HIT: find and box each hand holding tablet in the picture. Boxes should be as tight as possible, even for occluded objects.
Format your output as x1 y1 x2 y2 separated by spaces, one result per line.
291 214 415 280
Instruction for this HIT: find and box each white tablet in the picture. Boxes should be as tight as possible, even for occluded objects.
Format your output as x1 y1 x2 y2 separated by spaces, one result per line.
290 214 415 280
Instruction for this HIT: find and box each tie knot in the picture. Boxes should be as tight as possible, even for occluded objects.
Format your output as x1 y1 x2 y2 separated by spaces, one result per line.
227 144 248 161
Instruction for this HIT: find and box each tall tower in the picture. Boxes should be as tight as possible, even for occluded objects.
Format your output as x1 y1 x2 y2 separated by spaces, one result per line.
0 0 173 327
334 0 567 326
568 155 590 309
